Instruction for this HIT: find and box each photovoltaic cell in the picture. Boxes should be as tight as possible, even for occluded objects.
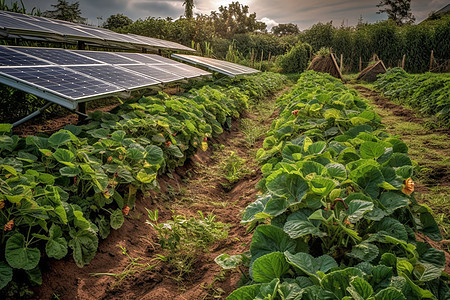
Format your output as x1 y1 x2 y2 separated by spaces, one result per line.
171 54 259 77
0 14 55 34
121 65 184 83
0 46 50 66
16 18 96 39
0 11 195 52
11 47 101 65
153 65 203 79
0 66 122 100
69 65 160 89
113 53 162 64
74 51 138 65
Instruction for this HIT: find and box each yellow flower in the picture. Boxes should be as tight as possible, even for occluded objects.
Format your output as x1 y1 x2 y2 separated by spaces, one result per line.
0 200 4 209
402 178 414 195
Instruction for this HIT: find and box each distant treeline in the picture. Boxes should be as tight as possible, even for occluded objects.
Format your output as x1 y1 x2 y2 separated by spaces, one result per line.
118 16 449 73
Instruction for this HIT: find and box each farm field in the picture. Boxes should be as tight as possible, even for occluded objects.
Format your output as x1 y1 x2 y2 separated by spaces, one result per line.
1 1 449 299
1 71 446 300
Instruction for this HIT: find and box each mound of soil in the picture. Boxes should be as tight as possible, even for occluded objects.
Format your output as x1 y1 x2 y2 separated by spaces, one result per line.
357 60 387 82
307 53 344 81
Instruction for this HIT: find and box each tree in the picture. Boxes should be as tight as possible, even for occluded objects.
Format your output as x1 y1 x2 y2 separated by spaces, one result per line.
42 0 86 23
272 23 299 36
103 14 133 30
183 0 194 19
377 0 415 25
210 2 266 38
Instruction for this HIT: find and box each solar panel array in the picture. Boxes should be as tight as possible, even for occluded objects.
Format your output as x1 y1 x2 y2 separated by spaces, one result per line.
171 54 260 77
0 46 211 110
0 11 194 52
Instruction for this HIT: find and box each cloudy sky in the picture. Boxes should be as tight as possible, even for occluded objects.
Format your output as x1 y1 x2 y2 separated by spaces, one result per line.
18 0 449 30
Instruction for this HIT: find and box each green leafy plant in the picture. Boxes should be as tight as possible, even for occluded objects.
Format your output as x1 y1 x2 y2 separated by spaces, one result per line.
146 209 229 280
217 71 448 299
221 151 251 184
0 72 288 294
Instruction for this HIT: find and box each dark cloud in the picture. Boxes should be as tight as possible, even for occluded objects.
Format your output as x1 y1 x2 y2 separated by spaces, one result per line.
132 1 184 19
19 0 448 29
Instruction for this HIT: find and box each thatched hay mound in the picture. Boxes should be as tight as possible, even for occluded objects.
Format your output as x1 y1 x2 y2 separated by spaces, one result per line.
357 60 387 82
307 53 343 81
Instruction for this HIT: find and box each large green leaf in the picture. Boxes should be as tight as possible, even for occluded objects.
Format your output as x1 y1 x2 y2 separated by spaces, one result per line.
360 141 385 159
45 224 68 260
349 164 384 199
48 131 72 147
374 217 408 241
167 144 184 158
373 287 406 300
250 225 297 262
348 242 379 262
283 220 324 239
110 208 125 230
379 192 409 215
346 200 374 223
0 262 13 290
321 268 364 299
326 163 347 180
347 276 373 300
227 284 261 300
242 195 270 223
284 251 337 282
266 170 308 204
68 228 98 267
53 148 75 167
5 233 40 270
215 253 250 270
252 252 290 283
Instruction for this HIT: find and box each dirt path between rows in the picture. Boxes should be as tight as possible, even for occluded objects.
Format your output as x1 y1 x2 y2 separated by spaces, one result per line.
33 89 288 300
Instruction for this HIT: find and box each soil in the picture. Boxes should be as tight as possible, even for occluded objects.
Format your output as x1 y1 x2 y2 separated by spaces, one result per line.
32 89 287 300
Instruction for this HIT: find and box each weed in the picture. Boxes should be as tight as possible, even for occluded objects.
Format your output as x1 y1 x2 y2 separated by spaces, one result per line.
240 118 266 147
146 209 229 280
90 245 155 286
220 151 251 184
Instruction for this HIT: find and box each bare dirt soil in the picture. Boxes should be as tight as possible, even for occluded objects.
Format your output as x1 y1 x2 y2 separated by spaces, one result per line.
32 90 286 300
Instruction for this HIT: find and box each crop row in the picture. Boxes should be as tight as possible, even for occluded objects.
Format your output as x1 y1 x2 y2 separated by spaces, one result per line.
375 68 450 127
217 71 448 299
0 72 288 292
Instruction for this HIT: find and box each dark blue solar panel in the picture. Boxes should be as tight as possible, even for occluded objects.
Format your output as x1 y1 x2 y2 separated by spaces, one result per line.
0 46 50 66
19 18 96 38
114 53 162 64
0 66 122 100
75 51 138 65
0 15 55 33
11 47 100 65
70 65 160 89
153 64 203 79
121 65 183 83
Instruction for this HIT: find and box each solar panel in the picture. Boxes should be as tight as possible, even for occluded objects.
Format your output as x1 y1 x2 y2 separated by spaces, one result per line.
0 46 50 67
171 54 259 77
69 65 160 90
121 65 184 83
11 47 101 65
0 14 56 34
152 65 204 79
144 55 179 65
73 51 138 65
0 11 195 52
16 18 96 39
113 53 163 64
0 66 123 102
